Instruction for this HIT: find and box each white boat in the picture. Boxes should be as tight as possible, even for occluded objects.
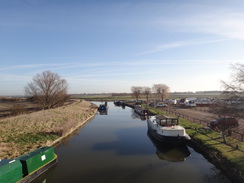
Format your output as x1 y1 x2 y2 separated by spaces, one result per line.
147 115 191 143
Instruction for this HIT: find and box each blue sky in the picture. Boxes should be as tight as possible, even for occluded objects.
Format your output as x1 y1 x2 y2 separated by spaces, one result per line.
1 0 244 95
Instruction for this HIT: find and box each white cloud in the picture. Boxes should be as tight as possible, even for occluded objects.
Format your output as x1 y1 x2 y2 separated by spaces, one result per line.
189 12 244 40
161 10 244 40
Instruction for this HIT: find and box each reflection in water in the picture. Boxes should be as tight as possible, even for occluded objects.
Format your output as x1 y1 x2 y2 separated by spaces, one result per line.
92 127 153 156
31 165 57 183
131 110 146 121
98 110 108 115
147 131 191 162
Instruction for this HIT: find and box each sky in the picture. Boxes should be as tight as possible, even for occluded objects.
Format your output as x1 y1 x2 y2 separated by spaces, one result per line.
1 0 244 95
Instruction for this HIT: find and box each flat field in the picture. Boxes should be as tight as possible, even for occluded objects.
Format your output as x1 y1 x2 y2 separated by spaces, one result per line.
0 100 39 118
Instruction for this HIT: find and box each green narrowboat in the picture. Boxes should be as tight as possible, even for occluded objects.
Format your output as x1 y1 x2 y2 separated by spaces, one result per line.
0 146 58 183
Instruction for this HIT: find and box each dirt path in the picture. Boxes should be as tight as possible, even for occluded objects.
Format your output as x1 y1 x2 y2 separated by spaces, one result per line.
172 107 213 121
170 107 244 132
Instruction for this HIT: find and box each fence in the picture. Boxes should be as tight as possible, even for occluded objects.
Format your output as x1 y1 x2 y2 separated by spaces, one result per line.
163 109 244 142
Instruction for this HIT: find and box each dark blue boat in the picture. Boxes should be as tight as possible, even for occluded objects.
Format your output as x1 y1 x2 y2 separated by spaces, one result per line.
98 104 108 110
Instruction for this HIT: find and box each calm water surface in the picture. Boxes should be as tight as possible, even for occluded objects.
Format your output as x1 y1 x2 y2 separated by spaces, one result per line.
33 102 231 183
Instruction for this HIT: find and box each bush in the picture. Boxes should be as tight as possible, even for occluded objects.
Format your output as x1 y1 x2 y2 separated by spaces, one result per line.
11 104 27 116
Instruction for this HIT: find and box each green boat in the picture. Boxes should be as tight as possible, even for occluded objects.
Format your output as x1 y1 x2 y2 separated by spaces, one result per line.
0 146 58 183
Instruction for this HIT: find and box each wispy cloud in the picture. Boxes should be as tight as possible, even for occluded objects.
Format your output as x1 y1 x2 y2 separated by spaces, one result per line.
139 39 225 55
0 63 70 71
139 42 184 55
0 62 106 72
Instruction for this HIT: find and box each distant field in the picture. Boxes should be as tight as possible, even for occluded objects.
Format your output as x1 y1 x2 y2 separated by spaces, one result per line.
74 92 222 101
0 102 13 111
170 92 222 99
0 101 39 118
0 101 38 111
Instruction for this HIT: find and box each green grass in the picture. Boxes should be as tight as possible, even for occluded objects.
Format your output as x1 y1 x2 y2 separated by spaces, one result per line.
5 132 59 144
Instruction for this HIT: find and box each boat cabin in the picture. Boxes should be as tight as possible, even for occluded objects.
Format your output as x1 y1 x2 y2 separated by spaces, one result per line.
155 115 179 127
98 104 107 110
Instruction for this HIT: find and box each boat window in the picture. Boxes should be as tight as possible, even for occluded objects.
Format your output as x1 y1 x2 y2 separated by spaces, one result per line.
166 119 178 126
171 119 178 125
160 119 167 126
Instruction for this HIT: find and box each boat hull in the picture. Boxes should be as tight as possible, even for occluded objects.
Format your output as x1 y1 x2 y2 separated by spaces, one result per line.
18 155 57 183
147 126 190 144
0 147 58 183
147 116 191 144
134 106 148 116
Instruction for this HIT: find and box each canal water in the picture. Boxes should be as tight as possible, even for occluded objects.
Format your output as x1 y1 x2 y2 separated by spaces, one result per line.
33 102 231 183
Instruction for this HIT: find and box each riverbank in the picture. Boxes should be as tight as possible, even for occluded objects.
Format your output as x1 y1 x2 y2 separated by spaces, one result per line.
0 99 97 159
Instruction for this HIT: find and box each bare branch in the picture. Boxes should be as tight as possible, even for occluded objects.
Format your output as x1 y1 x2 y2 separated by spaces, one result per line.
131 86 143 100
25 70 69 109
152 83 170 101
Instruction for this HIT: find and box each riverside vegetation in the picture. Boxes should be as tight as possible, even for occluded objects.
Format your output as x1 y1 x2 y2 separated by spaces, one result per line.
0 99 97 159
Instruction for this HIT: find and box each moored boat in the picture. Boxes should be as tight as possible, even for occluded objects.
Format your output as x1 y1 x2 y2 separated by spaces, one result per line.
98 104 108 110
147 115 191 144
134 105 148 116
0 146 58 183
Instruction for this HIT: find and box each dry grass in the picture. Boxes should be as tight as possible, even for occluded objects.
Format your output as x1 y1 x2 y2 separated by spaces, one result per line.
0 99 97 159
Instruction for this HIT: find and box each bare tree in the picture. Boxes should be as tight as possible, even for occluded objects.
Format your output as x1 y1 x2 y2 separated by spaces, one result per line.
143 86 151 103
210 99 237 143
221 63 244 118
131 86 143 101
25 70 69 109
152 84 170 101
209 63 244 143
210 100 235 118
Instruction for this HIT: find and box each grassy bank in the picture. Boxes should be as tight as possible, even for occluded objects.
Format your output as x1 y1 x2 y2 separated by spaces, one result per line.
146 106 244 181
0 100 97 159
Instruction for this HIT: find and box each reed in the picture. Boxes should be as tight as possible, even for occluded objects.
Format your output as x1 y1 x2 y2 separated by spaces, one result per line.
0 100 96 158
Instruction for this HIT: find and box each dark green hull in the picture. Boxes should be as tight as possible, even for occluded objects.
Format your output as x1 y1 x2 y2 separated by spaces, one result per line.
18 154 57 183
0 147 58 183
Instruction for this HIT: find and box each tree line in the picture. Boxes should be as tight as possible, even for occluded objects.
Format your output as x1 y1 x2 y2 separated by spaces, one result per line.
131 84 170 102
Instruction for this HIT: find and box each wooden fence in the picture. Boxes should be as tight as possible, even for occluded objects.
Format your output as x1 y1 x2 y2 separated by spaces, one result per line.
163 109 244 142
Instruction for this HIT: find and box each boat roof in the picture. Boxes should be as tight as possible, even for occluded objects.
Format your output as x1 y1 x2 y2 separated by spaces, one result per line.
16 146 53 160
0 159 15 166
156 115 178 120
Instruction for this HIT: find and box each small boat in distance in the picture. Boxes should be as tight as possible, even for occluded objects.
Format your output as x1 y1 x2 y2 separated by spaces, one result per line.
147 115 191 144
98 104 108 110
134 105 148 116
0 146 57 183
